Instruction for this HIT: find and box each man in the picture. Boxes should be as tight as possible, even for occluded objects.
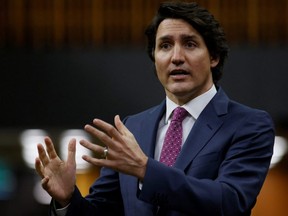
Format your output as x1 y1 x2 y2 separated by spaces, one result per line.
35 2 274 216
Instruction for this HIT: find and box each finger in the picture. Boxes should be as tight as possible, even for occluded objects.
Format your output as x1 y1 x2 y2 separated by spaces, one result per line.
35 157 45 178
84 124 116 149
114 115 136 145
44 137 58 160
41 176 49 190
114 115 131 136
37 143 50 166
92 118 123 141
67 138 76 166
82 154 116 167
80 139 106 156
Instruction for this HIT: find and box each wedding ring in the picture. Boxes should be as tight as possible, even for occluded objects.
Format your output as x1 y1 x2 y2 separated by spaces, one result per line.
103 147 109 158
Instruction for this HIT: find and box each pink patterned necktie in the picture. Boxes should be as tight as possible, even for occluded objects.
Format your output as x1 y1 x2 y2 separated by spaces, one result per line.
160 107 188 167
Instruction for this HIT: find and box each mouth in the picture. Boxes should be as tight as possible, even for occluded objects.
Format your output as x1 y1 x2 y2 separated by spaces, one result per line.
169 69 190 77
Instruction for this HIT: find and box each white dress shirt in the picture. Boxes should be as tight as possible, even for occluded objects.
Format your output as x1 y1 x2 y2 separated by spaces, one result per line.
154 85 217 160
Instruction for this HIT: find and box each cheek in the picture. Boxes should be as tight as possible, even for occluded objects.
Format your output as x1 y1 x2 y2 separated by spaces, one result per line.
190 54 212 71
154 62 167 85
155 64 164 82
154 55 166 73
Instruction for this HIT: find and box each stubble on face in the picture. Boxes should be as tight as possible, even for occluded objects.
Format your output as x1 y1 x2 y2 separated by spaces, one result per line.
154 19 218 105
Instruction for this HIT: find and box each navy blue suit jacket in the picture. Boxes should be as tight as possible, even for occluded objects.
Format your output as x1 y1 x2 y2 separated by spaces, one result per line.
63 87 274 216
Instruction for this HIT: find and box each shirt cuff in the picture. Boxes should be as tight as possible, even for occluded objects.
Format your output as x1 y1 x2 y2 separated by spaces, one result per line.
53 200 70 216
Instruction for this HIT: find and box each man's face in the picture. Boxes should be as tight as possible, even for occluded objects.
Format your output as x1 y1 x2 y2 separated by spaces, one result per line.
154 18 219 105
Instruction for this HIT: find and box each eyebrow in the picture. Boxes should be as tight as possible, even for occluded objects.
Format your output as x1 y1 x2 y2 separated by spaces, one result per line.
157 34 200 42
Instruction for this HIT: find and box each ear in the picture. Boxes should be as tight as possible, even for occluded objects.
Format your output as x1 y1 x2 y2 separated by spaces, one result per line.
210 56 220 68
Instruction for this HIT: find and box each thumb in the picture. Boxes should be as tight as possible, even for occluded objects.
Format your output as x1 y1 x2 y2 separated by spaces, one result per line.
67 138 76 166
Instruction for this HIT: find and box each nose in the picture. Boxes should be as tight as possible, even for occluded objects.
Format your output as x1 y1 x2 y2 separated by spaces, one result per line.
171 45 185 66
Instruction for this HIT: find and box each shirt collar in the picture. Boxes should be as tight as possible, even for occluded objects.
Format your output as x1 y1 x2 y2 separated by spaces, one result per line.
165 85 217 123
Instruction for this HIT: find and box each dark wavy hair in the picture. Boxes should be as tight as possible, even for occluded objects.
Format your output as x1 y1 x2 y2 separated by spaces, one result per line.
145 1 229 83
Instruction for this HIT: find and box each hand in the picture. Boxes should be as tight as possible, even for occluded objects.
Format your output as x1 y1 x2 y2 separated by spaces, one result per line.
80 115 148 181
35 137 76 207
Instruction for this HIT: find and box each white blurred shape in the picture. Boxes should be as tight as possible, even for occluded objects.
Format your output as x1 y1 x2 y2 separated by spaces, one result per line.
270 136 288 168
33 180 51 205
20 129 48 169
60 129 92 173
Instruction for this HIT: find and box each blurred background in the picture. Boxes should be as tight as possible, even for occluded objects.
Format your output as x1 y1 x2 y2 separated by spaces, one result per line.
1 0 288 215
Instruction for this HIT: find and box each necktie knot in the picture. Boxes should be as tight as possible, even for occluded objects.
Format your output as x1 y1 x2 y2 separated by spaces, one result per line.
171 107 188 122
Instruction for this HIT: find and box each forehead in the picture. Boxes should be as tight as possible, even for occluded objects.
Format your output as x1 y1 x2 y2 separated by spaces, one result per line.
156 18 201 39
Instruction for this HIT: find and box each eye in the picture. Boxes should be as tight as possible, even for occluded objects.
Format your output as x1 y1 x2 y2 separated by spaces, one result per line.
185 40 197 49
159 42 172 50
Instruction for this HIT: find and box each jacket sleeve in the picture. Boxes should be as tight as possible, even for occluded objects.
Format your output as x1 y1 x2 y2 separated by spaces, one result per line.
138 110 274 216
61 168 125 216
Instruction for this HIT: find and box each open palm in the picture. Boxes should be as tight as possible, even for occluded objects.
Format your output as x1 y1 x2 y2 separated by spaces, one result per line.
35 137 76 207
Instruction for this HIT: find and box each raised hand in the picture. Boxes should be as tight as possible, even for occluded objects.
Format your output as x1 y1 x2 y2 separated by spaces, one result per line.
80 115 148 180
35 137 76 207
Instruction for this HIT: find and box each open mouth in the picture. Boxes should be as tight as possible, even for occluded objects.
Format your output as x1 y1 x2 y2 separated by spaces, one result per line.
170 69 189 76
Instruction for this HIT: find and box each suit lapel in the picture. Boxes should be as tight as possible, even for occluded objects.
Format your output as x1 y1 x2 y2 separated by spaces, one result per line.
174 87 229 170
139 101 166 158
